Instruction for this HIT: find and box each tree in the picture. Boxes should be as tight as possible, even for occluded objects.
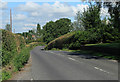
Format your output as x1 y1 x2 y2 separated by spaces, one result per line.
80 3 101 30
37 23 42 37
5 24 11 31
43 18 72 43
43 21 55 43
104 1 120 32
55 18 72 38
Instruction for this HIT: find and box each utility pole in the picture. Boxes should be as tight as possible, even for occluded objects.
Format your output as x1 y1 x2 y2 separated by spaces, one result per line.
10 9 12 32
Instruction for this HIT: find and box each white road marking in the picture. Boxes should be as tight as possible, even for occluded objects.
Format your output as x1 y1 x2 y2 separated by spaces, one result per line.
31 78 33 81
68 57 83 64
94 67 110 74
68 57 76 61
68 57 77 61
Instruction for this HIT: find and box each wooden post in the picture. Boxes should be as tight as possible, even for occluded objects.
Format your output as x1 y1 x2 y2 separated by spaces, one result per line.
10 9 12 32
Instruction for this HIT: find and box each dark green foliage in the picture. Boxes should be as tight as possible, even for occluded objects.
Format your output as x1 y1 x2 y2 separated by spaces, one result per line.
43 21 55 43
43 18 72 43
37 23 42 38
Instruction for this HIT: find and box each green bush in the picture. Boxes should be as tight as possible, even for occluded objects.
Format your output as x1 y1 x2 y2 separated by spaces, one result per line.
13 47 30 71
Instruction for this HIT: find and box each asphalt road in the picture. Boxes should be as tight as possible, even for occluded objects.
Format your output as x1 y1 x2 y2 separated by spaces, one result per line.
10 46 118 80
29 46 118 80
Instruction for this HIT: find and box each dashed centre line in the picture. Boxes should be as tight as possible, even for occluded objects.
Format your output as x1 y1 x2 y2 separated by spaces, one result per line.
68 57 76 61
94 67 110 74
48 51 111 75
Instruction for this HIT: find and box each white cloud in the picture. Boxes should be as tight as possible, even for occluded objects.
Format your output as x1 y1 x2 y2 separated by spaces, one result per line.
24 24 37 27
14 14 27 21
17 2 41 12
0 2 8 9
17 1 89 18
23 27 33 30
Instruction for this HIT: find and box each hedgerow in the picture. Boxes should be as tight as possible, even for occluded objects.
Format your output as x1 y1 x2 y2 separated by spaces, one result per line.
2 30 26 66
1 29 29 81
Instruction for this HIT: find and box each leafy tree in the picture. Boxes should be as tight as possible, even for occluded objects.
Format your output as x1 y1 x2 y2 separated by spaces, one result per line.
104 1 120 32
43 21 55 43
55 18 72 38
80 3 101 30
37 23 42 37
5 24 11 31
43 18 72 43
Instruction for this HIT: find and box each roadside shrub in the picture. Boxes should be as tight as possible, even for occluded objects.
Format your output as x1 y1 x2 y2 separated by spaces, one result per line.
13 47 30 71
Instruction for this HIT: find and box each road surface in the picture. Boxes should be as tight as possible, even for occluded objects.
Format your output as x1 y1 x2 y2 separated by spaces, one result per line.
11 46 118 80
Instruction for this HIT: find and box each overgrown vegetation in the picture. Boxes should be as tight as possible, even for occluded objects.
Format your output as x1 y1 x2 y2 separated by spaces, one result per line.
2 29 26 66
1 29 46 81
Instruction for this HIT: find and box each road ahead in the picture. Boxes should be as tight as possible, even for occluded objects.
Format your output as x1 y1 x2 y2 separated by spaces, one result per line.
11 46 118 80
30 46 118 80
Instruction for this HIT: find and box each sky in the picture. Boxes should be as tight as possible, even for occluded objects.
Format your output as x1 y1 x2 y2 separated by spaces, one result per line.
0 0 110 33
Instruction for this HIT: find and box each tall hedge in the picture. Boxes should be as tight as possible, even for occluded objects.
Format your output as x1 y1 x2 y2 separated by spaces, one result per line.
1 30 26 66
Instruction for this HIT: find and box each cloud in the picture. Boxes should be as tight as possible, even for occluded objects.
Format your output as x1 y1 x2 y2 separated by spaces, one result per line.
0 2 8 9
17 1 88 18
14 14 27 21
17 2 41 12
24 24 37 27
23 27 33 30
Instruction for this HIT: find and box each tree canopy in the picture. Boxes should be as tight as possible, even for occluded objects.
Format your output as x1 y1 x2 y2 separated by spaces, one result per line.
43 18 72 43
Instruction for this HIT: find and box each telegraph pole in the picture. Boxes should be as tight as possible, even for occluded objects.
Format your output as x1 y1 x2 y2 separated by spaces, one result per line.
10 9 12 32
